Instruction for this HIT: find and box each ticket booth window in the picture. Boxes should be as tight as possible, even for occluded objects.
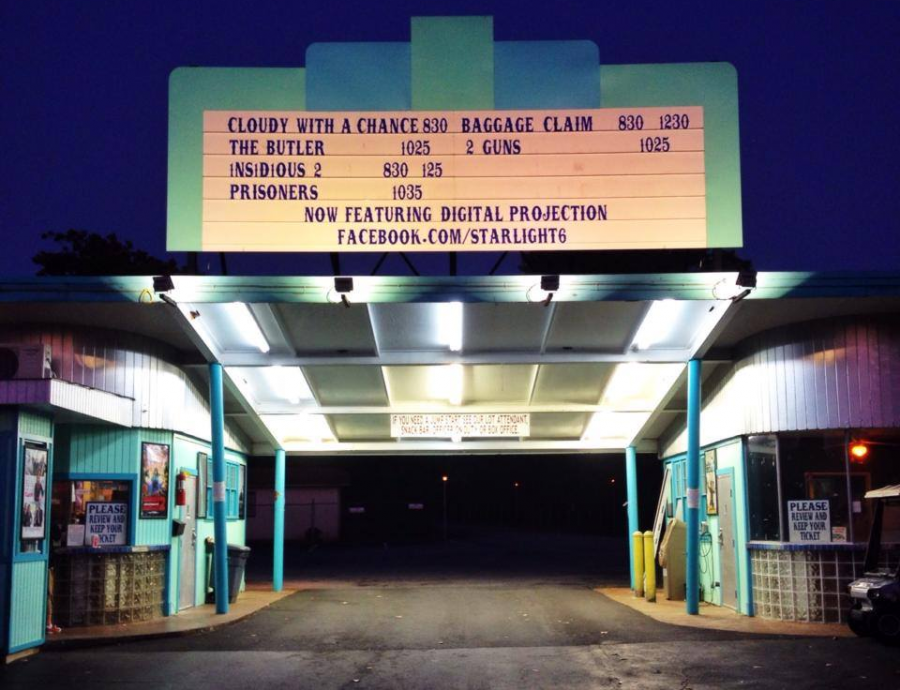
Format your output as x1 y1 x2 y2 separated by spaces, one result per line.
51 480 132 546
779 435 853 542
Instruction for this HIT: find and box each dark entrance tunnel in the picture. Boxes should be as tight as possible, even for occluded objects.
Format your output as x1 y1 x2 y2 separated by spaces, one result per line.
245 453 661 585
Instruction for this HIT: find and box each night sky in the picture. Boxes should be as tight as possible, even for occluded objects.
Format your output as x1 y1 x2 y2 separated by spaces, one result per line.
2 1 898 277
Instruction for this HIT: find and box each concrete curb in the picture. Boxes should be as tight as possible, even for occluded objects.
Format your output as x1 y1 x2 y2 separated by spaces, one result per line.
43 590 296 651
596 587 853 638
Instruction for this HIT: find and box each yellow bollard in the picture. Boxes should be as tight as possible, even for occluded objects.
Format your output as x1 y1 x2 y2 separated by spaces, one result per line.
632 531 644 597
643 530 656 602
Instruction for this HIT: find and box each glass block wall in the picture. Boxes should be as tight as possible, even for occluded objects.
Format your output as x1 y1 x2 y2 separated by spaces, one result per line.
750 548 865 623
53 551 166 627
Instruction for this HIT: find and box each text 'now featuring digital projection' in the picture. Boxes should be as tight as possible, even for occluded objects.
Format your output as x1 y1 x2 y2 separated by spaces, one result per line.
203 108 704 251
168 17 741 253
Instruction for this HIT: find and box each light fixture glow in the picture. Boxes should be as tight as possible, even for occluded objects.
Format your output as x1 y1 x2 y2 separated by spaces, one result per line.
438 302 463 352
631 300 683 351
447 302 463 352
850 442 869 461
600 363 685 411
582 411 649 444
226 303 270 353
261 414 335 444
265 366 312 405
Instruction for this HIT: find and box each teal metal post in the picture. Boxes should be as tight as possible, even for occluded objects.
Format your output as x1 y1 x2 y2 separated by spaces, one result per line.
625 445 639 589
273 448 286 592
685 359 702 615
209 362 229 614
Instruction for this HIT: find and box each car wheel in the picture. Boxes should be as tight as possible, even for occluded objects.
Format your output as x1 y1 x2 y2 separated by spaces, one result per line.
875 612 900 644
848 610 870 637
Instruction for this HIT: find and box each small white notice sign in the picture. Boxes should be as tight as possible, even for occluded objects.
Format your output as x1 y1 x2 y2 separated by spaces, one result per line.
787 500 831 543
390 413 529 438
85 502 128 547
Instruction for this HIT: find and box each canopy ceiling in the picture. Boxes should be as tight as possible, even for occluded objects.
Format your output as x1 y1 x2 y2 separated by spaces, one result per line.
3 272 897 457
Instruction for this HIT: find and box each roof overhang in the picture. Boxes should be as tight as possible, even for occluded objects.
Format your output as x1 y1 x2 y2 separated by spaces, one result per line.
3 271 898 457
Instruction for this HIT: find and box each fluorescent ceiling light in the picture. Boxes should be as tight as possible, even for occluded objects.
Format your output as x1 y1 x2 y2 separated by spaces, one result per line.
438 302 463 352
261 414 335 444
264 366 312 405
600 363 685 412
382 364 465 406
631 300 683 351
582 411 649 443
226 303 270 353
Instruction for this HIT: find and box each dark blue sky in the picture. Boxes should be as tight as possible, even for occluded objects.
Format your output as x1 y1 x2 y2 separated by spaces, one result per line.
2 1 898 276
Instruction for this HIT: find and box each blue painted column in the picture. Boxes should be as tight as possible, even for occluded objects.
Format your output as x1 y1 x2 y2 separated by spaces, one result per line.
273 448 286 592
685 359 702 615
625 445 639 589
209 363 229 614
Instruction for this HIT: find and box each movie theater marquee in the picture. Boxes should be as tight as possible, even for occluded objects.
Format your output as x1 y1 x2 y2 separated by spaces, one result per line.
168 17 741 254
203 107 706 252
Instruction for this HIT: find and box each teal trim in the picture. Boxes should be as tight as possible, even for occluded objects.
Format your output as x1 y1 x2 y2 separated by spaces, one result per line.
209 363 229 614
167 67 306 251
685 359 701 615
495 41 599 109
716 466 740 611
2 272 900 305
52 473 138 547
411 16 494 110
625 446 638 589
273 449 285 592
18 412 52 439
737 439 754 616
307 42 410 110
169 434 248 612
600 62 742 249
664 436 752 614
13 438 54 561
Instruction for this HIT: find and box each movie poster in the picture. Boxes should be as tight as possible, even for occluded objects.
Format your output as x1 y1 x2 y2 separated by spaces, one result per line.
140 442 169 518
21 443 49 540
704 449 718 515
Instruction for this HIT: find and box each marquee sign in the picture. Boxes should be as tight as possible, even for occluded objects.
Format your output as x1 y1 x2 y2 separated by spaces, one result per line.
391 413 530 438
168 16 742 253
202 107 705 252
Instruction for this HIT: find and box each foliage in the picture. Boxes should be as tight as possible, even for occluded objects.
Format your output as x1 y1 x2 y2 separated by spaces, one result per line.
33 230 182 276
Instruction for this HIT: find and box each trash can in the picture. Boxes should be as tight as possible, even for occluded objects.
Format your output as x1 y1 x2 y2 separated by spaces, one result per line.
226 544 251 603
207 542 251 604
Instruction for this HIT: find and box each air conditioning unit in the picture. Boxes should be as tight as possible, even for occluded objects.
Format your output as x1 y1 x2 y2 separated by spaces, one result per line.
0 344 53 381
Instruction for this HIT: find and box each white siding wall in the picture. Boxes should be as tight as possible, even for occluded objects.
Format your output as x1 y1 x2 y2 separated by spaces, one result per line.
0 326 249 452
662 316 900 457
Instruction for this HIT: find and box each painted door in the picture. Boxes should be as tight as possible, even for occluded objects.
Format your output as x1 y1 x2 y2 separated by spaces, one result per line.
179 476 197 610
717 473 738 609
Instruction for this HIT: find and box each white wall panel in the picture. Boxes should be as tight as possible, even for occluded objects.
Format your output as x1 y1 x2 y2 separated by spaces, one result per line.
0 326 249 452
662 316 900 457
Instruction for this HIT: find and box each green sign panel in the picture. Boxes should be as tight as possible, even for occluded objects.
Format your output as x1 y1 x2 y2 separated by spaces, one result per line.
167 16 741 253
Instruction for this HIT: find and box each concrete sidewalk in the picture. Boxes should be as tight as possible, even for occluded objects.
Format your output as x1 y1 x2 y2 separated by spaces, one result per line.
598 587 853 637
45 589 295 649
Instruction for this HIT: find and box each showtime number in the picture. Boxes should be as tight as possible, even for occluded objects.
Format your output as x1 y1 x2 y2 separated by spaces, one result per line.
659 113 690 130
392 184 423 200
618 114 643 131
383 162 409 178
400 140 431 155
639 136 671 153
